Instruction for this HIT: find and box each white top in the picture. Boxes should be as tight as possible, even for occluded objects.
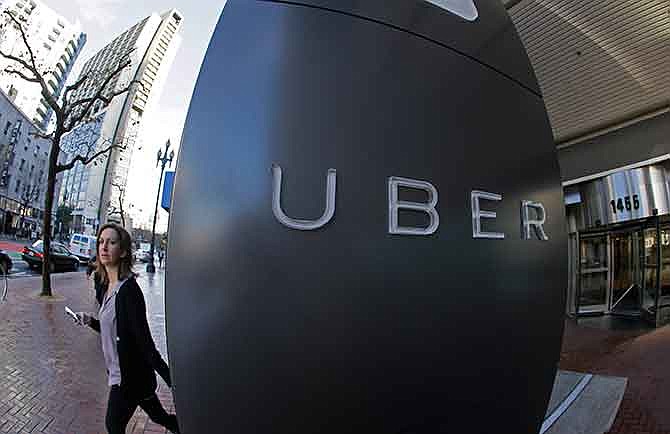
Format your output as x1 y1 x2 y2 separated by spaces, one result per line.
99 278 127 386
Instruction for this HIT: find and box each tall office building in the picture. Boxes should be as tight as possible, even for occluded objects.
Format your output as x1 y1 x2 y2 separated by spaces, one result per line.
0 0 86 128
58 9 183 235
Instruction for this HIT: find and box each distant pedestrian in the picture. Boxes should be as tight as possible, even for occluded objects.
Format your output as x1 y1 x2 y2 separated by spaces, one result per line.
76 223 180 434
158 250 164 268
86 255 96 278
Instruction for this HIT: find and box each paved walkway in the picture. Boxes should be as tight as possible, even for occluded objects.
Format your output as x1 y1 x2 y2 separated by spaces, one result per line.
3 270 670 434
560 317 670 434
0 268 175 434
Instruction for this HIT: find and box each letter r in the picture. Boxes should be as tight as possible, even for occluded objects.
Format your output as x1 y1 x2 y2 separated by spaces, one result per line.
521 200 549 241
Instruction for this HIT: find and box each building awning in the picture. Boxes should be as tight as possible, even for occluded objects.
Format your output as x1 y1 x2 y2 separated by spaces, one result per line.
504 0 669 145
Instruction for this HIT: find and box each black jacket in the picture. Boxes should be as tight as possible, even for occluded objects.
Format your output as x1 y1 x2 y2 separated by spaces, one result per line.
89 275 171 399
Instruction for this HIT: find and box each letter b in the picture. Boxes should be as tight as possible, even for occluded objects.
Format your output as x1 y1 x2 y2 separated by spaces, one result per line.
388 176 439 235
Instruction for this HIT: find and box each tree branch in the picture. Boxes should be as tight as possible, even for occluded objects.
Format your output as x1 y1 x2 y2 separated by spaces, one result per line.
62 72 89 105
4 11 39 72
57 119 104 159
63 56 135 131
3 67 40 83
0 11 60 117
66 78 139 124
0 49 37 79
29 130 52 140
56 141 125 173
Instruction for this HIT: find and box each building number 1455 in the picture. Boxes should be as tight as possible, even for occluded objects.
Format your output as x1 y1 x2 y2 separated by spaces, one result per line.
610 194 640 214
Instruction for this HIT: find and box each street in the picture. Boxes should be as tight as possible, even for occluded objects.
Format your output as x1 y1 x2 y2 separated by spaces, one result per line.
0 239 80 278
0 239 130 278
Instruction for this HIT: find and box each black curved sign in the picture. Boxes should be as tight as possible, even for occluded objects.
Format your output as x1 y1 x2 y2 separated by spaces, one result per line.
167 1 567 433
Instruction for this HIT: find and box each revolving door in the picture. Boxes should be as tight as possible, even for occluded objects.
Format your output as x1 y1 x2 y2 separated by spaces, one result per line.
576 219 668 325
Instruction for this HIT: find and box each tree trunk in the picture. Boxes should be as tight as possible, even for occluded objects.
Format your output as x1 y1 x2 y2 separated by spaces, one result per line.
120 196 125 228
41 135 60 297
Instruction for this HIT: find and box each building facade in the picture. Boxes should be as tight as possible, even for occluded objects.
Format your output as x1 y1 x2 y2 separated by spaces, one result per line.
0 88 61 238
58 9 183 235
505 0 670 326
0 0 86 129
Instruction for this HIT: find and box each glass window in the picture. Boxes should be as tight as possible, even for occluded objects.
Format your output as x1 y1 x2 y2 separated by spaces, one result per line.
579 235 609 312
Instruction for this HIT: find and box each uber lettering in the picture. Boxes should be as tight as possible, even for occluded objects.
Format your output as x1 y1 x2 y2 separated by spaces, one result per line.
271 164 549 241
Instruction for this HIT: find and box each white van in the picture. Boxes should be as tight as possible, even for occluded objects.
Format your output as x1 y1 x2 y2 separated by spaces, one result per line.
69 233 96 261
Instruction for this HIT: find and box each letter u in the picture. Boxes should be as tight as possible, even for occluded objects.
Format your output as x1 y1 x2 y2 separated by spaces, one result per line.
271 164 336 230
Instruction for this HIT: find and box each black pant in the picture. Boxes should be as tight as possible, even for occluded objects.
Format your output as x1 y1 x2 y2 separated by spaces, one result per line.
106 385 180 434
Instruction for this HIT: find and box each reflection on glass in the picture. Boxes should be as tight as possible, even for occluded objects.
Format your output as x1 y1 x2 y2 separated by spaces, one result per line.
579 236 608 311
580 237 607 269
610 233 640 312
658 226 670 326
579 272 607 309
642 228 658 313
611 234 633 294
660 228 670 311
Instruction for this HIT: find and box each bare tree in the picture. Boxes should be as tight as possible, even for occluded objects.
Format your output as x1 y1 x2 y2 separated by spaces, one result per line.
107 179 127 228
0 10 142 296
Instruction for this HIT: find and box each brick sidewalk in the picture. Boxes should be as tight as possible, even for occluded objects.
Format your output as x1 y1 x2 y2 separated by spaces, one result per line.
560 318 670 434
0 270 176 434
4 271 670 434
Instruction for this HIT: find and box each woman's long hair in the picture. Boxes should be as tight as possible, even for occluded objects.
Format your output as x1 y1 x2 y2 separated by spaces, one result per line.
94 223 135 286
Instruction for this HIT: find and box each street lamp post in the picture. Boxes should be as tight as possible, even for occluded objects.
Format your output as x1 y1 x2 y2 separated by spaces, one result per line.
146 140 174 273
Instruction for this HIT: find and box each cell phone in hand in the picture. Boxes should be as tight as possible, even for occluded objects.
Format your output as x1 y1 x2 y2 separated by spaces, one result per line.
64 306 81 324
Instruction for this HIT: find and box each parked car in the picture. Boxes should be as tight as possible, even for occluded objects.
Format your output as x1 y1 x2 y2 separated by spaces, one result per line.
0 250 12 274
68 233 97 262
134 250 151 263
22 240 80 272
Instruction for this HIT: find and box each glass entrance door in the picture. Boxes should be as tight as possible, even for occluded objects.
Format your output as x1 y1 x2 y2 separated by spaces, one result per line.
577 222 667 323
609 230 643 315
578 235 609 313
641 227 659 320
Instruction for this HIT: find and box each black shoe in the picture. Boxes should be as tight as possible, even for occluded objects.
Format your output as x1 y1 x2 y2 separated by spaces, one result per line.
166 414 180 433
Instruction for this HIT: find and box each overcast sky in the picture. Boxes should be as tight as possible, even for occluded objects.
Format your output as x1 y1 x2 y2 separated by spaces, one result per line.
47 0 224 231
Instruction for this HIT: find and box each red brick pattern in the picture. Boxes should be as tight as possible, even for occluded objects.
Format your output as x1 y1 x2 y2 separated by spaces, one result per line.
0 271 176 434
4 272 670 434
560 319 670 434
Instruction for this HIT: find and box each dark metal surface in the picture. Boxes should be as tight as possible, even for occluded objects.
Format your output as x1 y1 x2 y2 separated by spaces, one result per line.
167 1 566 433
259 0 542 95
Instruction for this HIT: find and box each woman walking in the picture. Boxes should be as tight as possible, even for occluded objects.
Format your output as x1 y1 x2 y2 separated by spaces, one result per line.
77 223 180 433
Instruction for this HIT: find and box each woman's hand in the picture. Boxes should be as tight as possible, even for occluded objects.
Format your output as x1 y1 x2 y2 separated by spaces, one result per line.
76 312 93 326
